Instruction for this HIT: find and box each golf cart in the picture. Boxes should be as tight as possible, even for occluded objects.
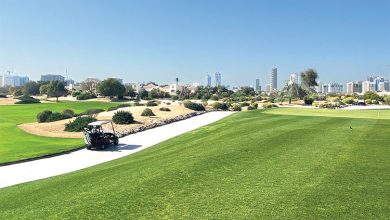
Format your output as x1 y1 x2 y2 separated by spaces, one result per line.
83 121 119 150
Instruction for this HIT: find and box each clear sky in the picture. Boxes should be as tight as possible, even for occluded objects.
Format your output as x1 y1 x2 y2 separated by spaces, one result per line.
0 0 389 88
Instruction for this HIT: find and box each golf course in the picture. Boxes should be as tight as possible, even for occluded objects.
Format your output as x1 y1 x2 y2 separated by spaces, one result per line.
0 101 119 164
0 108 389 219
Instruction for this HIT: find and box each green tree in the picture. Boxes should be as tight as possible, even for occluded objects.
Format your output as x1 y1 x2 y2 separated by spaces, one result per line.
363 91 380 101
125 85 137 98
97 78 126 99
22 81 40 95
281 82 307 104
47 80 68 102
300 68 319 90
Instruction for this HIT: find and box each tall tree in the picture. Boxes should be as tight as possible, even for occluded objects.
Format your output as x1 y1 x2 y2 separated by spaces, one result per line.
81 78 101 94
300 68 319 90
47 80 68 102
281 81 307 104
22 81 40 96
97 78 126 99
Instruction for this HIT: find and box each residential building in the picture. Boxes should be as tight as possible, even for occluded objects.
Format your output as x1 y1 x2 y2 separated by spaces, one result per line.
1 72 29 87
379 81 390 92
322 83 343 94
255 79 261 92
265 84 271 93
270 68 277 91
362 81 376 93
346 81 363 94
41 74 65 82
215 72 221 86
205 74 211 86
316 81 323 93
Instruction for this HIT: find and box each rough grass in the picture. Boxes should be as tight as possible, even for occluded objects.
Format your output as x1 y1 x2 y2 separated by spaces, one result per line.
0 101 119 163
0 109 389 219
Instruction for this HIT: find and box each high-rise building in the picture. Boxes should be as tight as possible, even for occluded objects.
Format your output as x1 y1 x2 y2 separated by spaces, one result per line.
41 74 65 82
346 81 363 94
255 79 261 92
316 81 323 93
1 72 29 87
265 84 271 93
215 72 221 86
362 81 376 93
322 83 343 94
378 81 389 92
205 74 211 86
270 68 277 91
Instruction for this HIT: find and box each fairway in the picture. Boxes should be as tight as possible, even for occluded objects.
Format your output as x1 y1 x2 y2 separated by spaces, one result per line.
0 102 119 164
0 108 389 219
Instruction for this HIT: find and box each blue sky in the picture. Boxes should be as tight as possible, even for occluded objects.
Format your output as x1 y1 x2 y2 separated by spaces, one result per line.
0 0 389 88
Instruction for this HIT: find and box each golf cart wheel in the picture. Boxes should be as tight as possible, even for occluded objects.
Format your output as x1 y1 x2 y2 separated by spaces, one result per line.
114 138 119 145
86 145 92 150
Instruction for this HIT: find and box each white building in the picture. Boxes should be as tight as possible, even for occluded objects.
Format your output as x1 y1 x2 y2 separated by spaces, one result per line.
362 81 376 93
270 68 277 91
322 83 343 94
316 81 323 93
1 72 29 87
255 79 261 92
346 81 363 94
378 81 389 92
265 84 271 93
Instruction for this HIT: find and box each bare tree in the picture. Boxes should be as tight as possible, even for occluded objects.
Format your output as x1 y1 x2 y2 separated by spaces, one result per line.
81 78 101 94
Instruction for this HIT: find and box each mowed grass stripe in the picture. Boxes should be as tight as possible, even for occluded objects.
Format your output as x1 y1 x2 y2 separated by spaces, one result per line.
0 109 389 219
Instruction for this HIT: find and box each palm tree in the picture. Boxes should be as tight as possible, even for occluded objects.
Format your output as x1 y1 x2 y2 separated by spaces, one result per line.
281 81 307 104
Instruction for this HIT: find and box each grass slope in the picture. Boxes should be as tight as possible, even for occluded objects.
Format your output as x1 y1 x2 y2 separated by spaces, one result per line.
1 109 389 219
0 101 118 163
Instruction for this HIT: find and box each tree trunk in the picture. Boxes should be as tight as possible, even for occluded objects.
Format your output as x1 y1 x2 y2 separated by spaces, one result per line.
289 98 292 104
56 96 59 102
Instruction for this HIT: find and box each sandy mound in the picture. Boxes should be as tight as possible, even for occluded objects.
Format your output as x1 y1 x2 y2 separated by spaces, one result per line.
0 98 18 105
18 104 194 138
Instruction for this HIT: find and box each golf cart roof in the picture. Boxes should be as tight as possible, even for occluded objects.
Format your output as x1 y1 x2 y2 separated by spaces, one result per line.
88 121 112 126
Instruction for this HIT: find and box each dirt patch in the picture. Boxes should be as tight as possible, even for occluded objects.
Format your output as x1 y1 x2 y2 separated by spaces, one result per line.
18 103 194 138
0 98 18 105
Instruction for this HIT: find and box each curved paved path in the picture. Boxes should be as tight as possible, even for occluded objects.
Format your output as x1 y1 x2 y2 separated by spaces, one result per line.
0 111 233 189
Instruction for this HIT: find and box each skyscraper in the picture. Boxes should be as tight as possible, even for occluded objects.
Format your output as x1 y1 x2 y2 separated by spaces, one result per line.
270 68 277 91
205 74 211 86
215 72 221 86
255 79 261 92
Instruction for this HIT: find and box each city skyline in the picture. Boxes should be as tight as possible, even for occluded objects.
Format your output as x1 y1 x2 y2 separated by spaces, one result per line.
0 0 389 87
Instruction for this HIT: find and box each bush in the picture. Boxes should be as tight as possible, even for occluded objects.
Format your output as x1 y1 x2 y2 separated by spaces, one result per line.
166 102 171 105
251 103 259 108
262 103 277 109
183 101 205 111
159 107 171 111
46 112 71 122
247 105 257 110
210 94 219 101
112 111 134 124
37 110 53 123
365 99 372 105
107 106 118 111
384 96 390 105
230 104 242 111
79 108 105 116
117 103 131 108
76 92 96 100
15 95 41 104
342 97 356 105
212 102 228 110
146 101 158 107
0 94 6 98
62 109 75 117
304 96 314 105
240 102 250 107
64 116 96 132
71 90 81 97
141 108 156 116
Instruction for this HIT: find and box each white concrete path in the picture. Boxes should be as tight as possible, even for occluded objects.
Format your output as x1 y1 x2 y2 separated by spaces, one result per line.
343 105 390 110
0 111 233 189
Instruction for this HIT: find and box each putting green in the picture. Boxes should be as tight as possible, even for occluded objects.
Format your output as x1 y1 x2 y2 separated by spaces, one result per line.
0 101 119 164
0 108 389 219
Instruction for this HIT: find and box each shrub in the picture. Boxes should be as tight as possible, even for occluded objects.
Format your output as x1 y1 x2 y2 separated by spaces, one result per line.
117 103 131 108
384 96 390 105
247 105 257 110
365 99 372 105
212 102 228 110
183 101 205 111
230 104 242 111
141 108 156 117
79 108 105 116
210 94 219 101
159 107 171 111
37 110 53 123
166 102 171 105
64 116 96 132
240 102 250 107
0 94 6 98
15 95 40 104
202 101 209 107
146 101 158 107
342 97 356 105
262 103 277 109
372 99 379 105
107 106 118 111
112 111 134 124
304 96 314 105
62 109 75 117
71 90 81 97
251 103 259 108
46 112 71 122
76 92 96 100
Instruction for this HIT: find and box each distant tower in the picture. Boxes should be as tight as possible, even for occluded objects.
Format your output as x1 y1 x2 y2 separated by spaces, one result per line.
215 72 221 87
255 79 261 92
175 77 179 86
205 73 211 86
270 68 277 91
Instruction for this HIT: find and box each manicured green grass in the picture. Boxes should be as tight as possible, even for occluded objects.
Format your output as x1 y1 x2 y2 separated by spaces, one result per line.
0 101 119 164
1 109 389 219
